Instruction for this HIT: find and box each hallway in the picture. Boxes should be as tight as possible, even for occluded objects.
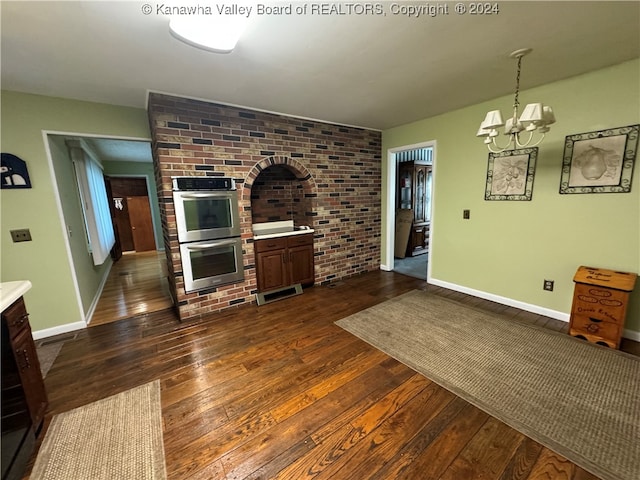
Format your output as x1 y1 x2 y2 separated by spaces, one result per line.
89 251 173 326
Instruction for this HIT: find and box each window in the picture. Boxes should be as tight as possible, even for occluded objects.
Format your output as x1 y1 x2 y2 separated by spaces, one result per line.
67 141 115 265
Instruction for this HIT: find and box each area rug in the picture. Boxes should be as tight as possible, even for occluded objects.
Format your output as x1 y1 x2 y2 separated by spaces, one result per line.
336 290 639 480
30 380 166 480
36 343 63 378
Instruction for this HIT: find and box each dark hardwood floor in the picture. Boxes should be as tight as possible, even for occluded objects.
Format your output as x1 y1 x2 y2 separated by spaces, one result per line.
27 270 638 479
90 250 173 326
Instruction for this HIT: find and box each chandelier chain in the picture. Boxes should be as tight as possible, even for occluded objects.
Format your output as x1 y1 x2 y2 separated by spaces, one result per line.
514 55 522 110
477 48 555 153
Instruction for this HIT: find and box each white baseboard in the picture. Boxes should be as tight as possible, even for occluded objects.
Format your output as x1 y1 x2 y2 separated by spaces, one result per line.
623 328 640 342
32 260 113 339
32 321 86 340
84 260 113 325
428 277 640 341
429 277 570 321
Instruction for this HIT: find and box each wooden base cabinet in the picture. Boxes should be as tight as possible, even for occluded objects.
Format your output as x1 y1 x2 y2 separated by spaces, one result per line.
255 233 314 293
569 266 637 349
408 223 429 257
2 296 48 480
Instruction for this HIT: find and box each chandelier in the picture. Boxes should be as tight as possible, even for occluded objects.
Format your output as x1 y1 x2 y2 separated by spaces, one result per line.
477 48 556 153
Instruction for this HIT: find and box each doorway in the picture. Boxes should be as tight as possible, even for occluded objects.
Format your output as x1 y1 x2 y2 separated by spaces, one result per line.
106 176 156 252
45 133 171 328
385 141 436 281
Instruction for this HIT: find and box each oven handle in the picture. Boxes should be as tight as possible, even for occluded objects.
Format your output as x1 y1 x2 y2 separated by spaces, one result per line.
180 192 226 199
184 239 238 250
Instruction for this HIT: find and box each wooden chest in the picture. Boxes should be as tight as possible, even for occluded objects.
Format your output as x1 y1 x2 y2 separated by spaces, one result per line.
569 266 637 349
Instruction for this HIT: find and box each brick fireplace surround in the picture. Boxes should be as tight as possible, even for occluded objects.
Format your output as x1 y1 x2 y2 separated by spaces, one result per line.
148 93 382 321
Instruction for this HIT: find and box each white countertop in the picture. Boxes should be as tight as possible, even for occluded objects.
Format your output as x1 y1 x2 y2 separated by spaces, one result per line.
252 220 314 240
0 280 32 311
253 229 315 240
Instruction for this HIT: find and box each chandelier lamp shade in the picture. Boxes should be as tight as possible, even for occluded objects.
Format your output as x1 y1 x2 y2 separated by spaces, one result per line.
477 48 556 153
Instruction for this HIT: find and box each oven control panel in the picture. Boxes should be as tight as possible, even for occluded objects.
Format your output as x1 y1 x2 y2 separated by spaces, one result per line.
172 176 235 191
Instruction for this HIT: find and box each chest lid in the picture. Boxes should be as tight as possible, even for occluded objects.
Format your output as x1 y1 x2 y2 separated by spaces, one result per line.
573 266 637 292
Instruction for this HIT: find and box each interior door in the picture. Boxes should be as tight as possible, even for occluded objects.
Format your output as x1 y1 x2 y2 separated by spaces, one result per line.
127 196 156 252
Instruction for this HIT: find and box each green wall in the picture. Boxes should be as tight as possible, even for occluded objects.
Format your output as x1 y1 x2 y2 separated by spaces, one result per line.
0 91 150 335
383 59 640 334
47 134 111 317
2 61 639 337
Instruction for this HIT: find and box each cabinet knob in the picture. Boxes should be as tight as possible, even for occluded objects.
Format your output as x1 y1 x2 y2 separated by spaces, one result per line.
13 313 29 327
16 348 31 370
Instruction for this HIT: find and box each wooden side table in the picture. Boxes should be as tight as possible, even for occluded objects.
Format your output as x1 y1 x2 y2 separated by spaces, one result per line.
569 266 637 348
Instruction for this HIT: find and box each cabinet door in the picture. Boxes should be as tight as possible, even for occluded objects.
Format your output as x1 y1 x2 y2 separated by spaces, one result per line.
414 166 425 223
12 328 47 432
256 249 288 292
3 297 29 340
414 165 433 224
288 244 314 286
398 164 413 210
2 321 31 433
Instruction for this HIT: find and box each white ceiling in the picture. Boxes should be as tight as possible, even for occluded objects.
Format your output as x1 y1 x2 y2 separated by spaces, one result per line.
2 1 639 135
86 138 153 163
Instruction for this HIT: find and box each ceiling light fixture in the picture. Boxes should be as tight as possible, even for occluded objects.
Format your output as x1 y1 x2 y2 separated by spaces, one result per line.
169 15 248 53
476 48 556 153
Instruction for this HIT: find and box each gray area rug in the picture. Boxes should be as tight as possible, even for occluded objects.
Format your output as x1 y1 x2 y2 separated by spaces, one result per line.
394 255 427 280
30 380 166 480
336 290 639 480
36 342 63 378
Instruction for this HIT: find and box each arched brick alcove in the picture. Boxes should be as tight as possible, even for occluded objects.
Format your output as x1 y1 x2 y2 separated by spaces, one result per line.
245 156 317 226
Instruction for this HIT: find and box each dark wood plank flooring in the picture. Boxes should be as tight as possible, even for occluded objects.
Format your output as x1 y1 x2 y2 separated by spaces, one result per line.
27 271 639 479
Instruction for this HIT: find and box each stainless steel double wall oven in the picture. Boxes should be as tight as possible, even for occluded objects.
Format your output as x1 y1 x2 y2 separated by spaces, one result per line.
172 177 244 292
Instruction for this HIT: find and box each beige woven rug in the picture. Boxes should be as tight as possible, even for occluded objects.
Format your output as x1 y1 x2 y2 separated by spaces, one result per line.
336 290 640 480
30 380 166 480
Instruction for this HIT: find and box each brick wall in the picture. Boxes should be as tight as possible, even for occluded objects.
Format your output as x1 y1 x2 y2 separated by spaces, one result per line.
147 92 382 321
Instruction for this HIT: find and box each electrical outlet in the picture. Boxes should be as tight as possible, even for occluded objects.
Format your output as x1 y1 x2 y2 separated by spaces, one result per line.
543 279 554 291
10 229 32 242
463 209 470 219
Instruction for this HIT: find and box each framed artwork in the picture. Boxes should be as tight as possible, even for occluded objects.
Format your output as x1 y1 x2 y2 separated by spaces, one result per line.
559 124 639 194
1 153 32 189
485 147 538 201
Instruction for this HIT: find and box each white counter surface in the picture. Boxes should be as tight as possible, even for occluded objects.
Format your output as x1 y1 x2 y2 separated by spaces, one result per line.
254 229 315 240
0 280 32 311
252 220 314 240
